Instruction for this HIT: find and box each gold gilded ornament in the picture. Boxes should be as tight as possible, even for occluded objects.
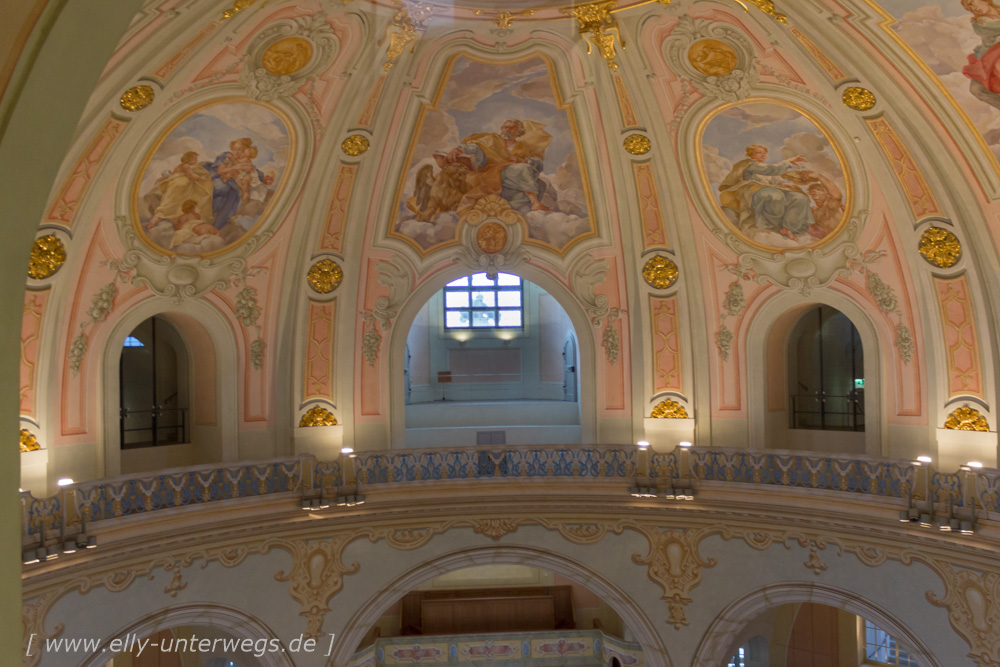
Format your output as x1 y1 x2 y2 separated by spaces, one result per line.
308 259 343 294
28 235 67 280
944 406 989 432
262 37 314 76
476 222 508 254
221 0 255 20
650 399 688 419
741 0 787 24
918 227 961 269
642 255 679 289
688 39 738 77
624 134 651 155
20 429 41 453
565 0 623 71
120 85 154 112
842 86 876 111
472 8 535 30
341 135 370 156
300 406 338 427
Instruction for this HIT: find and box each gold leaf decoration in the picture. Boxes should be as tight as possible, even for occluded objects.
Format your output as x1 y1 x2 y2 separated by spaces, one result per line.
221 0 256 20
383 2 435 72
28 235 67 280
341 135 370 156
119 85 155 112
300 406 337 427
650 399 688 419
642 255 679 290
632 527 716 630
918 227 961 269
944 406 989 432
842 86 876 111
623 134 651 155
473 519 519 540
307 259 344 294
565 0 623 71
741 0 787 24
20 429 41 453
472 8 535 30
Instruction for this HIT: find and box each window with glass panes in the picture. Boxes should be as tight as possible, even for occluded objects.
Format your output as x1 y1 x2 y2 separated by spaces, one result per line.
864 620 918 666
444 273 522 329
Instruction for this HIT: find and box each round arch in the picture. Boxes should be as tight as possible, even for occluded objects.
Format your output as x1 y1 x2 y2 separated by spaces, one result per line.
745 289 885 456
388 263 598 447
327 545 671 667
100 296 239 477
691 582 941 667
77 602 294 667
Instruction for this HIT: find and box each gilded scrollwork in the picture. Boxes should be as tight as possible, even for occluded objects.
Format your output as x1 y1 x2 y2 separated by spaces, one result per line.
842 86 876 111
267 536 361 638
300 406 337 427
341 135 370 156
383 1 436 72
564 0 623 71
473 519 519 540
919 227 962 269
624 134 651 155
663 17 758 102
119 85 155 112
472 8 535 31
308 259 344 294
742 0 787 24
28 235 67 280
927 563 1000 664
944 406 990 432
20 428 41 453
221 0 256 20
642 255 678 289
632 527 717 629
650 399 688 419
239 15 337 102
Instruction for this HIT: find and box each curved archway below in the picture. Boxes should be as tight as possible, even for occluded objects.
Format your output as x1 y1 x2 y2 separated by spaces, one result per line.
329 545 672 667
77 603 294 667
691 583 941 667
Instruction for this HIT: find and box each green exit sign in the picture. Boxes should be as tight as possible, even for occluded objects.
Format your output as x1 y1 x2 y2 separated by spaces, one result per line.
855 378 865 388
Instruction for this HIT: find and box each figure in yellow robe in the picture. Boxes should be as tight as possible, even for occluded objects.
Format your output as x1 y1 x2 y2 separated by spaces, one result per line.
442 119 553 214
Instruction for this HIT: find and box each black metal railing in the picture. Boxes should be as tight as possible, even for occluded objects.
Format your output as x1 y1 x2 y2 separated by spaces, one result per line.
790 392 864 431
120 406 187 449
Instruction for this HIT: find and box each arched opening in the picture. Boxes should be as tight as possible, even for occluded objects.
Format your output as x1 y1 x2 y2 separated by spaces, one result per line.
119 316 189 452
692 584 939 667
333 547 668 667
103 301 239 477
403 271 581 447
786 305 865 453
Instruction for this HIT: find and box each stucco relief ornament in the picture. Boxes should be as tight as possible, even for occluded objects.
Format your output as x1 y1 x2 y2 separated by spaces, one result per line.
300 406 337 427
918 226 962 268
642 255 678 289
455 196 529 280
842 86 876 111
238 15 337 101
27 235 66 280
120 85 155 112
663 17 758 102
564 0 624 71
307 259 343 294
650 399 688 419
944 406 990 431
571 257 624 364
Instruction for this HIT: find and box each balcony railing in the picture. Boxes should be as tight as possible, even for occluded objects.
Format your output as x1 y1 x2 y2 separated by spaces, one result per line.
19 445 1000 545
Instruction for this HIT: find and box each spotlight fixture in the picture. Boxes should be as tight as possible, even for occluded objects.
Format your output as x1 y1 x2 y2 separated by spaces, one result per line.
960 520 975 535
300 499 311 510
56 478 74 487
676 487 695 500
341 446 354 455
916 456 932 464
85 536 98 549
662 488 676 500
919 513 933 528
636 440 649 449
22 550 39 565
679 441 692 448
936 517 952 532
44 545 59 560
629 486 658 498
898 507 920 523
967 461 984 469
62 540 77 554
335 494 365 507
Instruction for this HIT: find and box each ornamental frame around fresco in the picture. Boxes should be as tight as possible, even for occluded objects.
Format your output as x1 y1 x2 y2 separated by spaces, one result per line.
695 98 854 253
387 52 598 256
129 98 295 259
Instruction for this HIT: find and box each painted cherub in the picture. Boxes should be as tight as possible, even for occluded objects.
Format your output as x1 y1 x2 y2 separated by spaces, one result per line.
169 199 222 249
961 0 1000 105
145 150 212 230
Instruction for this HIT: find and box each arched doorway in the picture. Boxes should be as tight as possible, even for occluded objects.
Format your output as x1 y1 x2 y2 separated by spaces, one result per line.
402 272 581 447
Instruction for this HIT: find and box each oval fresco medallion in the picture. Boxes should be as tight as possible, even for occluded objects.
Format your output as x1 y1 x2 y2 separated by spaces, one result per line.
132 99 293 257
698 100 851 251
262 37 314 76
476 221 508 254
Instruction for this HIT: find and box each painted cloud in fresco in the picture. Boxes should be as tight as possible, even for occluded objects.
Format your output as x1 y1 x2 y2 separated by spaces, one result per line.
878 0 1000 161
394 57 592 252
134 100 290 256
701 102 849 250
